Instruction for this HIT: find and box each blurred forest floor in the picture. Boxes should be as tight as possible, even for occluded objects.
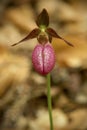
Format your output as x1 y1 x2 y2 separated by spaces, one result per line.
0 0 87 130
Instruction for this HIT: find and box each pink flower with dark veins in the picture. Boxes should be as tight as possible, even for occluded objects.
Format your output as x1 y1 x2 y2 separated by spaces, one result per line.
11 9 73 75
32 42 55 75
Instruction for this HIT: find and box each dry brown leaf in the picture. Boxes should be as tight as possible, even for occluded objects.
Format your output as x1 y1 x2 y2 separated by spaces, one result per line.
0 45 30 97
29 109 68 130
52 35 87 68
6 5 36 32
67 109 87 129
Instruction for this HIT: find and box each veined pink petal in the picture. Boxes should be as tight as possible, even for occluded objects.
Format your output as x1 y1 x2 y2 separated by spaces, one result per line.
32 42 55 75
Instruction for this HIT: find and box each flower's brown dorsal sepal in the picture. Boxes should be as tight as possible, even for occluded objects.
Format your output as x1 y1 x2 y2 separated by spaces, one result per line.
46 28 74 47
12 28 40 46
36 9 49 27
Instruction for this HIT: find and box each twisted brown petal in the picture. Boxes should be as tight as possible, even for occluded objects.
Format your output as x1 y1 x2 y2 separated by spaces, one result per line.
46 27 74 47
12 28 40 46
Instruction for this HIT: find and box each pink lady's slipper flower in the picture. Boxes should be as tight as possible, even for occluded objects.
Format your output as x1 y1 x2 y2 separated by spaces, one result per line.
12 9 73 75
32 43 55 75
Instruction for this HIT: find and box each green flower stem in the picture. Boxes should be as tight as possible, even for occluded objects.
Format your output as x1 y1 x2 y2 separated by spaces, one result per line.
47 73 54 130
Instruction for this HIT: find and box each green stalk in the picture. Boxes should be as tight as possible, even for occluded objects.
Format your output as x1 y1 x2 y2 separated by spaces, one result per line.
47 73 54 130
